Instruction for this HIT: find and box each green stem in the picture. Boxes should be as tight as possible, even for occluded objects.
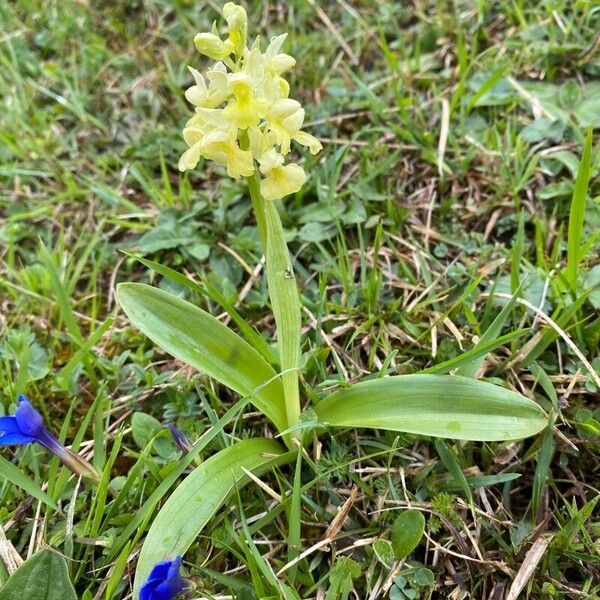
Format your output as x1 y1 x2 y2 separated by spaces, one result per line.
247 173 302 442
247 173 267 253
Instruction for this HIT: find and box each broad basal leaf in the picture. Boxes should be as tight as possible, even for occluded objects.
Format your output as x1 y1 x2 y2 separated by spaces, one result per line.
315 375 546 441
117 283 287 434
133 438 292 596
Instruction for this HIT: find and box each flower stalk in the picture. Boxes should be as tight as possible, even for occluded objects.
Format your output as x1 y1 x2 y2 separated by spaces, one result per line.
247 173 302 439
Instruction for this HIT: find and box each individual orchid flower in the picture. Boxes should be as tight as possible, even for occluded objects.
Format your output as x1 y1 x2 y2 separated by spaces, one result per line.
0 395 100 483
179 109 254 177
184 67 228 108
266 99 305 155
223 73 269 129
264 34 296 77
140 556 187 600
259 148 307 201
247 126 277 161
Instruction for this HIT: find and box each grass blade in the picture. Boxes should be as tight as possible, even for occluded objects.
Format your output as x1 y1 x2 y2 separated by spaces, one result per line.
435 440 472 503
423 329 528 375
530 420 554 522
0 455 58 511
456 288 522 378
566 128 593 289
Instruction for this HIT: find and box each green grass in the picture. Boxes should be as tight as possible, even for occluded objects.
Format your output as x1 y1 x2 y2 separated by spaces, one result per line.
1 1 599 598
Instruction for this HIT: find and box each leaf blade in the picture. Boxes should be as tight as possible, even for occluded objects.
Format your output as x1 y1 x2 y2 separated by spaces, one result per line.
125 254 276 365
262 192 302 433
391 509 426 560
0 549 76 600
117 283 287 434
315 375 546 441
0 455 58 511
566 128 593 289
133 438 293 595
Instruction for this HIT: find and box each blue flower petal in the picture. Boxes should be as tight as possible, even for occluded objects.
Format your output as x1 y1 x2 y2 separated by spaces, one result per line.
0 432 37 445
139 580 158 600
14 399 45 437
154 579 186 599
166 556 182 579
0 416 21 435
140 557 186 600
145 559 173 583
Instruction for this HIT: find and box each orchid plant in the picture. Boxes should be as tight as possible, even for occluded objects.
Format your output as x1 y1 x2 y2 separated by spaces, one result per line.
117 4 547 598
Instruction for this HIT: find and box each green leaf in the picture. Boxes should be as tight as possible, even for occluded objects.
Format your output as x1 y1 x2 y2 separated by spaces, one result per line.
456 289 522 378
117 283 287 434
126 254 275 365
131 412 162 450
423 329 528 375
315 375 546 441
566 128 593 289
391 510 425 560
413 567 435 588
552 496 599 551
585 264 600 310
373 539 395 568
434 440 472 503
558 79 582 108
250 178 301 434
0 456 58 511
264 200 301 429
0 549 76 600
531 421 555 520
133 438 293 596
325 557 361 600
468 68 512 108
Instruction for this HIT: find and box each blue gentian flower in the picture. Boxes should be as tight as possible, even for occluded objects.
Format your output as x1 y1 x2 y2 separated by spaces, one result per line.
0 395 99 482
140 556 187 600
167 424 192 454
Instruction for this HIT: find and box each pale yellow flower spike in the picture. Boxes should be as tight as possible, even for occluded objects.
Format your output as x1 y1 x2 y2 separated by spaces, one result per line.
179 2 322 200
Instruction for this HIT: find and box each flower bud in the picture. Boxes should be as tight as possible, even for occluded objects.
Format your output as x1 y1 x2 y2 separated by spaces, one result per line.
194 33 233 60
223 2 247 56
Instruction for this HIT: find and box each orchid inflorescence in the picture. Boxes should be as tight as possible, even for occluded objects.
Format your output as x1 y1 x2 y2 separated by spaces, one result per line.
178 2 322 201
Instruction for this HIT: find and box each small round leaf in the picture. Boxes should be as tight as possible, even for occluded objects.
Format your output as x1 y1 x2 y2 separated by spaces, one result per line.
373 539 395 568
391 509 425 560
